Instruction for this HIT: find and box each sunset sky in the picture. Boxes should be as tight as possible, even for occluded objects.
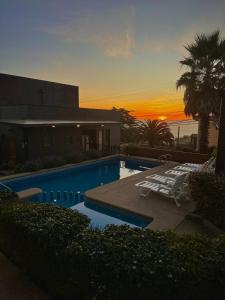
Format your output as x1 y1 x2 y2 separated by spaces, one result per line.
1 0 225 120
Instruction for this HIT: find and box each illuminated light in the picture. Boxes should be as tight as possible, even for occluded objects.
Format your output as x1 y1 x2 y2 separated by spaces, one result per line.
101 124 104 127
52 125 56 128
76 124 80 128
158 116 167 121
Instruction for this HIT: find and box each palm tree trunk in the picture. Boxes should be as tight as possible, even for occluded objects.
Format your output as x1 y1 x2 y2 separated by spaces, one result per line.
215 98 225 174
197 115 209 153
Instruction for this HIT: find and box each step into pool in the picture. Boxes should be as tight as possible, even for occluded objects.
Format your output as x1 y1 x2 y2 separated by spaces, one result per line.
4 157 159 228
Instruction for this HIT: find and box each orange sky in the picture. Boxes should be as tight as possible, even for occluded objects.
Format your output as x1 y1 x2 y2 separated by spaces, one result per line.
80 90 187 121
2 0 225 124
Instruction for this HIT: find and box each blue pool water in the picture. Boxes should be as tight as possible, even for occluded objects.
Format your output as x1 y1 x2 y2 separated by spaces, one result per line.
4 157 159 228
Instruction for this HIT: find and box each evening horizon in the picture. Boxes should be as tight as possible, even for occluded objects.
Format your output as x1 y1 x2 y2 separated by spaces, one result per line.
1 0 225 120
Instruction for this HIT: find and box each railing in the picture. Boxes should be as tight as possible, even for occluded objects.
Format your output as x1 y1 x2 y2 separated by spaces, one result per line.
0 182 13 192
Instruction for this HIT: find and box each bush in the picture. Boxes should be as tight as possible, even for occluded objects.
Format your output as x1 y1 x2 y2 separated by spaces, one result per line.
14 156 67 174
0 190 18 203
42 156 67 168
23 159 44 172
84 149 102 160
189 172 225 230
14 163 26 173
0 162 14 171
0 201 90 298
124 143 139 155
66 152 85 164
0 198 225 300
66 226 225 300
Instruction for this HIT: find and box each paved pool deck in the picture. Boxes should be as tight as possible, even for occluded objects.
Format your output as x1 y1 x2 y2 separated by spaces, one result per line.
0 253 50 300
86 161 196 231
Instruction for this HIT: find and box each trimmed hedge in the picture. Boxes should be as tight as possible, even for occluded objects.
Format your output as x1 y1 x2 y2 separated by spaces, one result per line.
125 144 209 163
189 172 225 230
12 151 111 174
0 190 18 203
65 226 225 300
0 198 225 299
0 201 90 298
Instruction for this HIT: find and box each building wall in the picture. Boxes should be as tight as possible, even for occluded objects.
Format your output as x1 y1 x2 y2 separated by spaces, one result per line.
25 126 82 160
24 124 120 160
0 124 25 162
0 73 121 162
0 105 120 122
107 124 120 147
0 73 120 123
0 73 79 108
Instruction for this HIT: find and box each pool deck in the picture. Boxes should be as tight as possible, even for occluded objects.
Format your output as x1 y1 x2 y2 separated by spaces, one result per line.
0 252 50 300
86 161 195 231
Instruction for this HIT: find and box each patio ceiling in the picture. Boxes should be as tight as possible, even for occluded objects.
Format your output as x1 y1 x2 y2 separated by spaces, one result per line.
0 119 120 127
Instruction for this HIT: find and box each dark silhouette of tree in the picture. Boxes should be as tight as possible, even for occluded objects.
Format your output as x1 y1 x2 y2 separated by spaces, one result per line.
112 107 139 143
177 30 225 153
139 120 174 147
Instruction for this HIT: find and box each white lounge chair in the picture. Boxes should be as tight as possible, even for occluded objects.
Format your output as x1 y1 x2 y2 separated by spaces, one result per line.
173 165 197 172
135 173 189 207
165 169 188 177
182 156 215 173
183 163 201 168
146 174 175 187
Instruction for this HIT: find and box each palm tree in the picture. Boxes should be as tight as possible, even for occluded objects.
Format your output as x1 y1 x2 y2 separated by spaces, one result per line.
177 30 224 153
139 120 174 147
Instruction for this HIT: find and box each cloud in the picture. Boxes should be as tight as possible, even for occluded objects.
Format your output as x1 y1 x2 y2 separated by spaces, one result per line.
103 30 134 58
40 4 135 58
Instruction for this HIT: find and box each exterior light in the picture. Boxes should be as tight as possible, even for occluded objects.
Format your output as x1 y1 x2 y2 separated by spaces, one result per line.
101 124 104 127
52 125 56 128
76 124 80 128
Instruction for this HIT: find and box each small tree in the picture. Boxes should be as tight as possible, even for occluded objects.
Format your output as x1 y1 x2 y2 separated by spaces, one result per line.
112 107 139 143
139 120 174 147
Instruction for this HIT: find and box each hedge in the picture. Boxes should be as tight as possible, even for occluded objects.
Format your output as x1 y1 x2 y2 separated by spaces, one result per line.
0 201 90 298
0 198 225 299
189 172 225 230
125 144 209 164
0 190 18 203
4 150 109 174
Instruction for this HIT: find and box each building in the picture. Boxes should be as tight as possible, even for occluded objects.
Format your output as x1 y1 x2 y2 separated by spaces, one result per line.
0 73 120 163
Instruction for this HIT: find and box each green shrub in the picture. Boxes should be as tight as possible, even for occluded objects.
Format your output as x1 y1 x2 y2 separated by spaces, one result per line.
124 143 139 155
14 163 26 173
85 150 102 159
23 159 44 172
42 156 66 168
189 172 225 230
14 156 67 174
0 162 14 170
65 226 225 300
0 190 18 203
0 202 90 298
66 152 85 164
0 199 224 299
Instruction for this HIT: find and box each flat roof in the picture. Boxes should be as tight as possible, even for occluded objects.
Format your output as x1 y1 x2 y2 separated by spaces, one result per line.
0 119 120 127
0 73 78 88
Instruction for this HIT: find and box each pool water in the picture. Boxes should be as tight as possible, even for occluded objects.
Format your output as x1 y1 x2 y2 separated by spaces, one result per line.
4 157 158 228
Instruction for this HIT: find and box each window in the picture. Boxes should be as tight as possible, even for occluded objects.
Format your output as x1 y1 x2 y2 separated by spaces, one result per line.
65 135 73 145
43 135 52 147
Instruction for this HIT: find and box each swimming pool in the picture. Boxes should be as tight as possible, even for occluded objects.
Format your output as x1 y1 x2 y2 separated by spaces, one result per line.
4 157 159 228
